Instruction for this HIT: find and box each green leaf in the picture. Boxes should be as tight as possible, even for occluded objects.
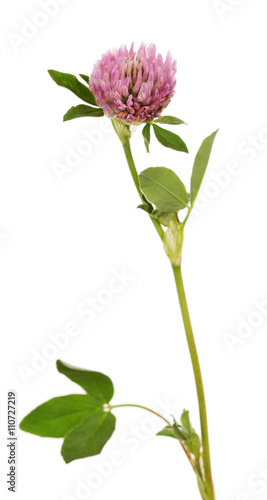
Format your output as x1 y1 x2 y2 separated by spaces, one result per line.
79 74 89 84
63 105 104 122
142 123 151 152
140 193 153 210
139 167 188 212
56 360 114 405
152 124 188 153
48 70 97 107
157 424 187 441
190 130 219 205
19 395 102 438
157 425 176 438
186 433 201 459
137 203 153 214
150 209 164 218
61 411 116 463
173 422 188 441
180 410 192 436
154 116 186 126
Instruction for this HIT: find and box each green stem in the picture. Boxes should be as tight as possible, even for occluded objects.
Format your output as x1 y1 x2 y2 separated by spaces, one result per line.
122 141 143 198
120 135 215 499
122 141 164 240
172 265 215 499
109 404 171 426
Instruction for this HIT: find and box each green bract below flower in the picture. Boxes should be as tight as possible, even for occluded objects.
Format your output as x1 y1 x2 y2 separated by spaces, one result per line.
20 43 227 500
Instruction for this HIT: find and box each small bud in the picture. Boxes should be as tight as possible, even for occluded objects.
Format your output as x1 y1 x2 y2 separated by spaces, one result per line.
173 422 187 441
151 211 177 227
163 219 184 266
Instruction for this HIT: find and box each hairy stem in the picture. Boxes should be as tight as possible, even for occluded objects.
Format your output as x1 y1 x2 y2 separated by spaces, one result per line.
109 403 171 426
122 141 164 240
172 265 215 499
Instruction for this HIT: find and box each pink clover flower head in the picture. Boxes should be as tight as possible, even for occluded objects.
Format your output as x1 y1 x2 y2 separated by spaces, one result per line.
89 43 177 124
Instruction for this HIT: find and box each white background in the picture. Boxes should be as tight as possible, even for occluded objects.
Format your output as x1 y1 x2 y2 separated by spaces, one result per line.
1 1 267 499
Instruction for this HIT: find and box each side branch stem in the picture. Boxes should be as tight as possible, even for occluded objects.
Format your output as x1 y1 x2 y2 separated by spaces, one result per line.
109 404 171 426
109 404 195 470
